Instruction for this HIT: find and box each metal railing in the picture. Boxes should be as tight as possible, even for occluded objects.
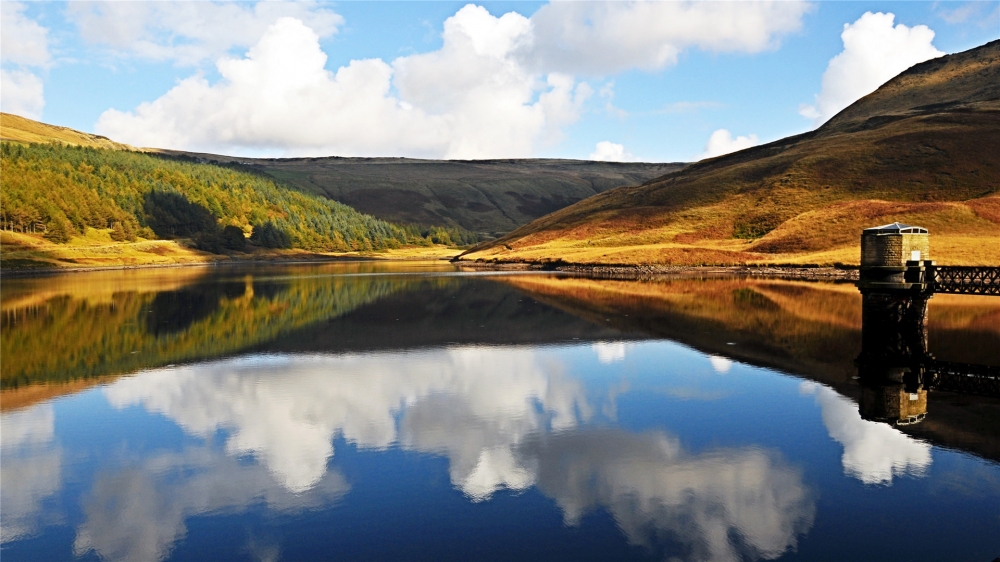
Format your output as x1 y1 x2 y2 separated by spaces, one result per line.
930 266 1000 296
930 360 1000 396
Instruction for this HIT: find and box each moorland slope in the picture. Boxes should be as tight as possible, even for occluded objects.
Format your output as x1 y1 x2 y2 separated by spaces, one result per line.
462 40 1000 266
0 112 136 151
160 152 684 237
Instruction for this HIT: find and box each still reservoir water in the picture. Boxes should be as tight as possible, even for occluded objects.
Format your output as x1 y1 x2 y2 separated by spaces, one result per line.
2 262 999 562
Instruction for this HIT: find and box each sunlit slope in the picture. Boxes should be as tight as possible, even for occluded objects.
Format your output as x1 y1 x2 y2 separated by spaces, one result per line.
1 142 447 271
0 112 136 150
463 40 1000 266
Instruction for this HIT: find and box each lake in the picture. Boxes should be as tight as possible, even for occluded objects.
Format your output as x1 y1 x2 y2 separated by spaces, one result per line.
2 262 999 562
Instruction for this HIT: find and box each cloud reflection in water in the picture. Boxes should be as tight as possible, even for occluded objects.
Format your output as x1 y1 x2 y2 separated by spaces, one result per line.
72 447 349 562
92 347 815 562
802 382 931 485
0 405 63 544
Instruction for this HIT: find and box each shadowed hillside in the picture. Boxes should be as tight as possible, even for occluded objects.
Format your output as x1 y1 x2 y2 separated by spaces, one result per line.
159 152 685 237
462 40 1000 266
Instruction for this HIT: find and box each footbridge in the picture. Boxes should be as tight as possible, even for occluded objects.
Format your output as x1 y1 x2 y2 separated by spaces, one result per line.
929 266 1000 295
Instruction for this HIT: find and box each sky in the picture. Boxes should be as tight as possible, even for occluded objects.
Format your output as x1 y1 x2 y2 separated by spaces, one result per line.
1 1 997 162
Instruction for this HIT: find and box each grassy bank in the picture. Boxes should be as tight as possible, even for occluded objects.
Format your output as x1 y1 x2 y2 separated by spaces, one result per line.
1 230 460 273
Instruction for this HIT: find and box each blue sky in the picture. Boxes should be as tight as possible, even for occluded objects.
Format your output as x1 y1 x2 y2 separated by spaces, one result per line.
2 1 997 162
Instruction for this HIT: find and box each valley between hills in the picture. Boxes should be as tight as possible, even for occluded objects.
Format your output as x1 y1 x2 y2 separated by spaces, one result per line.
2 39 998 272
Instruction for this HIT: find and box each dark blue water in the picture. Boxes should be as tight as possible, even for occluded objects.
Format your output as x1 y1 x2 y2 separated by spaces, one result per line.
2 263 998 562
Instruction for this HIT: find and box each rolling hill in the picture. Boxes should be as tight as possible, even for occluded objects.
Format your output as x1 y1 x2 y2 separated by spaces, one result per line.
461 39 1000 267
2 113 684 239
159 151 684 237
1 141 454 269
0 112 136 151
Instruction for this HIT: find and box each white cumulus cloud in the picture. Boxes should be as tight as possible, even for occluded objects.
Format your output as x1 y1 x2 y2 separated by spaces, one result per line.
526 1 811 75
709 355 733 374
800 12 944 126
589 141 634 162
0 2 49 119
698 128 759 160
592 341 628 362
93 1 811 158
1 1 50 67
98 347 813 562
66 0 343 66
1 405 63 544
104 348 590 495
96 13 591 158
0 69 45 120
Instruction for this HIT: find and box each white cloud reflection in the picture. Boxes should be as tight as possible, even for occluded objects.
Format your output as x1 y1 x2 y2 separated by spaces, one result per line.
709 355 733 374
0 405 63 544
104 348 591 495
72 446 349 562
91 347 814 562
522 430 814 562
801 382 931 485
593 341 628 364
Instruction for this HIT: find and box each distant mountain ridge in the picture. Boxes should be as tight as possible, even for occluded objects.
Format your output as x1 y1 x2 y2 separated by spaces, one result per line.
1 112 684 238
462 39 1000 266
160 151 685 237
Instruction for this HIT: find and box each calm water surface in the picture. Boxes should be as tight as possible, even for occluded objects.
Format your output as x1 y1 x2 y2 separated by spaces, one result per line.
2 262 999 561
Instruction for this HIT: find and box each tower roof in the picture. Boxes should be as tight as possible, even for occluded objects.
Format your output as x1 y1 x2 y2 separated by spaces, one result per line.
863 222 928 234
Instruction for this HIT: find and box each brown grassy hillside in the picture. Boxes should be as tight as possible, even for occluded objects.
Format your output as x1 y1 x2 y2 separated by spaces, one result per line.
160 152 684 237
462 40 1000 266
0 112 136 151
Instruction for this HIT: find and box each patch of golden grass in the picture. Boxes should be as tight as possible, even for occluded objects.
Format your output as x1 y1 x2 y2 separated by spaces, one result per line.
0 232 461 271
1 231 213 269
341 245 461 260
1 112 137 150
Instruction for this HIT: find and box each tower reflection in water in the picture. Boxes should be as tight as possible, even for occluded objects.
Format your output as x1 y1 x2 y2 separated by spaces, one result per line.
856 289 931 426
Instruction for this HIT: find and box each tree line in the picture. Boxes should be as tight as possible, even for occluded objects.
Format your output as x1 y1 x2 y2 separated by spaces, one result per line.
0 142 479 251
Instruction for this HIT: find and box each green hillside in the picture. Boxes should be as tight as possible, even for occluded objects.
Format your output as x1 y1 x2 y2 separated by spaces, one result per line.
0 143 476 264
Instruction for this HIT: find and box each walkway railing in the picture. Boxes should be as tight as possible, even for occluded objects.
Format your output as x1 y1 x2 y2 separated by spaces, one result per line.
931 266 1000 296
930 360 1000 396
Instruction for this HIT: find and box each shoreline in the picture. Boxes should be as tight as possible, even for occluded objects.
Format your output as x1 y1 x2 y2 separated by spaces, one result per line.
452 259 860 281
2 253 860 282
0 252 458 278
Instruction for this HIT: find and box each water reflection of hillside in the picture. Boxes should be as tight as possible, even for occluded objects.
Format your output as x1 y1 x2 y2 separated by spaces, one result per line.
1 265 633 411
0 263 456 407
260 277 636 355
499 276 1000 462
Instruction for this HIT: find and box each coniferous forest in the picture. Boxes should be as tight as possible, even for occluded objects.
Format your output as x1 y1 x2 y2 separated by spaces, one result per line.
0 142 479 252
